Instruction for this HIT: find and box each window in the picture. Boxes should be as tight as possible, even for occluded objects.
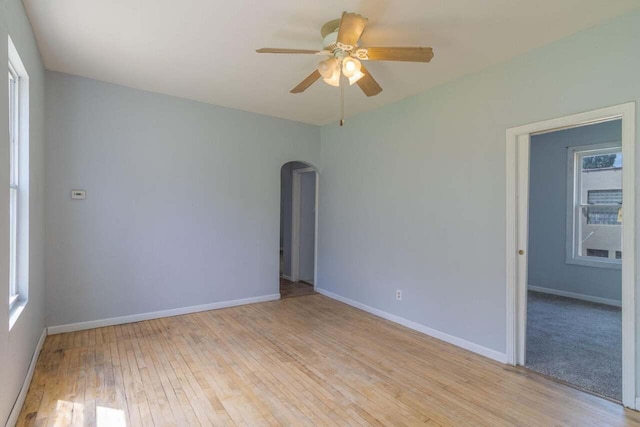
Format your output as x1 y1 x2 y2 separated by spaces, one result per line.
8 36 29 327
566 143 622 268
8 59 18 308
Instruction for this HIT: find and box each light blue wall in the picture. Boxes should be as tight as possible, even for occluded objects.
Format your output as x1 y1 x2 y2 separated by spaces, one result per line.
0 0 46 424
318 9 640 357
45 72 320 327
529 120 622 303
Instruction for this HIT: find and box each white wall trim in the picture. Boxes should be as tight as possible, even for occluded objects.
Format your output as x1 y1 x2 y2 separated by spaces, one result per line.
528 285 622 307
280 274 294 281
316 288 507 364
47 294 281 335
5 328 47 427
506 102 636 409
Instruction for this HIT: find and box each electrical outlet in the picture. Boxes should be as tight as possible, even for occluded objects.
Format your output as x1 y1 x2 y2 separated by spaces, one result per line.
396 289 402 301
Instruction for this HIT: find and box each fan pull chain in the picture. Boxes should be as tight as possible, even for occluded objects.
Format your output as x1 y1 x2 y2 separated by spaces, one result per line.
340 79 345 126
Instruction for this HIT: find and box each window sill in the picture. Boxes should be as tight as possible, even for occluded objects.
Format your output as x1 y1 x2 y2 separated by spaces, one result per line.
566 257 622 270
9 299 27 331
9 294 19 309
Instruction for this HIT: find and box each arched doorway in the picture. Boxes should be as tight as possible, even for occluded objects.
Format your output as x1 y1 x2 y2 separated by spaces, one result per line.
280 161 318 298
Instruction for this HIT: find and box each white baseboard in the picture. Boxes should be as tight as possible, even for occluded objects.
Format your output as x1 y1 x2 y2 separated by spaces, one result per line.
528 285 621 307
6 328 47 427
316 288 507 363
47 294 281 335
280 275 294 281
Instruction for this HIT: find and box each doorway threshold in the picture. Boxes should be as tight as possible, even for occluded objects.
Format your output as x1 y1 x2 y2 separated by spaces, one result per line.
516 365 621 406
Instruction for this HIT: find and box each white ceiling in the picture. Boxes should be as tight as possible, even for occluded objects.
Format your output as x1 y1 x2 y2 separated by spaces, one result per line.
23 0 640 125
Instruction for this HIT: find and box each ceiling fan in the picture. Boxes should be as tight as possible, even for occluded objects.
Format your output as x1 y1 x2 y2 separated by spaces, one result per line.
256 11 434 125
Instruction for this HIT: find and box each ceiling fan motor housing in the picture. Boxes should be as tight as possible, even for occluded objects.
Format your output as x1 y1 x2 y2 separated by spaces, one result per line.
322 31 338 50
321 18 356 59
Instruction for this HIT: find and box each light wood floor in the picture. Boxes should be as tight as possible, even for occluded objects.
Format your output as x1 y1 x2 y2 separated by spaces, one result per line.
17 294 640 426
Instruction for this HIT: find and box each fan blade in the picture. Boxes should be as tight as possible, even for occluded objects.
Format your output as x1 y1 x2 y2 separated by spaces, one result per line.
291 70 322 94
359 47 434 62
356 65 382 97
256 48 322 54
337 12 368 46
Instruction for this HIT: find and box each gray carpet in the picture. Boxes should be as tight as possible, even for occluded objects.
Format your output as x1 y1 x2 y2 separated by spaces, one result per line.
526 291 621 401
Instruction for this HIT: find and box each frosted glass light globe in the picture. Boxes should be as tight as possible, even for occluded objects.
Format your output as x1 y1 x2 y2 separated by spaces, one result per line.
342 57 361 78
318 58 339 79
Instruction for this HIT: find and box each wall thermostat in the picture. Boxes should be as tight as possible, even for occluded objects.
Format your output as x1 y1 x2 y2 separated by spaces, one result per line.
71 190 86 200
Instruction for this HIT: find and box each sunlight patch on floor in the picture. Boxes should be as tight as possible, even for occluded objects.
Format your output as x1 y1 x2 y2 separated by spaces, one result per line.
53 401 125 427
97 406 126 427
54 400 81 426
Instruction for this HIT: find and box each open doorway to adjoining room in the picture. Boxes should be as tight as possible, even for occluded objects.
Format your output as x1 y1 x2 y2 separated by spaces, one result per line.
280 162 318 299
526 120 622 401
506 103 636 408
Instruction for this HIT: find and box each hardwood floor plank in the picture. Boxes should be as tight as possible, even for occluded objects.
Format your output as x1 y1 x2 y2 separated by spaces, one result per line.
16 295 640 426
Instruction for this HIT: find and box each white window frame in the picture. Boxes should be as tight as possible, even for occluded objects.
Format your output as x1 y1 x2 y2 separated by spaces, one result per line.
8 60 19 309
8 36 30 329
566 142 622 269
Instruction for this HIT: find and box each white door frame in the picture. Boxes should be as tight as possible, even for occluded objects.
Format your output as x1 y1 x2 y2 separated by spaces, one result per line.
291 167 319 288
505 102 636 408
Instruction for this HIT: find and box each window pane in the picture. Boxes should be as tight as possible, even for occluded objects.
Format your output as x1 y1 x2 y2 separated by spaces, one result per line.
8 66 18 187
584 205 621 225
582 153 622 170
586 248 609 258
579 206 622 259
587 189 622 205
580 154 622 203
9 187 17 297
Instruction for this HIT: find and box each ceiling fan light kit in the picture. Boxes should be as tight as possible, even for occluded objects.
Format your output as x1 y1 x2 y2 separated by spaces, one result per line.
257 11 434 125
